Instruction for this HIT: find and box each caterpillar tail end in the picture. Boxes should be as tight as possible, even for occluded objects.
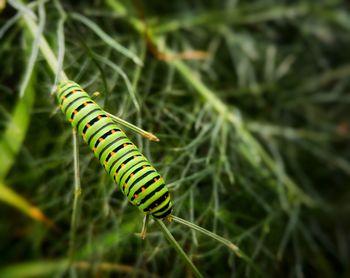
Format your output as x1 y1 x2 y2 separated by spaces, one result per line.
151 204 173 220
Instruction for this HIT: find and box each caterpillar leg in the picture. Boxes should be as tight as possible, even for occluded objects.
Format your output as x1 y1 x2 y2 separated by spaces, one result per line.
91 91 101 100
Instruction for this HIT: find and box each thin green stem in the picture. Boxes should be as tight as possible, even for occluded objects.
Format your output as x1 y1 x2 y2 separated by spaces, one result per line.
153 218 203 278
171 215 265 275
53 0 67 85
23 10 68 81
171 215 241 256
93 53 139 111
170 211 268 275
18 1 44 98
69 129 82 272
105 112 160 142
171 60 234 121
70 13 142 66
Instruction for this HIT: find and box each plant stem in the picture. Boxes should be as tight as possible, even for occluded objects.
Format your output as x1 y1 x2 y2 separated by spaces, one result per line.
105 112 160 142
69 129 82 270
23 11 68 81
153 218 203 278
171 215 241 255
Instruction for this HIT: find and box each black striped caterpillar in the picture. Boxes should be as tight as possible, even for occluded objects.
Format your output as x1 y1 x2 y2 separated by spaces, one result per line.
56 80 173 219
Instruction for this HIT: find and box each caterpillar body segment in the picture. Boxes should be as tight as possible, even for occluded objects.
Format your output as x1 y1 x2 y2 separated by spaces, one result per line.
56 81 173 219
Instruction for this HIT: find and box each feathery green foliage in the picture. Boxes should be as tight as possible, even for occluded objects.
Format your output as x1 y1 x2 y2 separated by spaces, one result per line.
1 0 350 277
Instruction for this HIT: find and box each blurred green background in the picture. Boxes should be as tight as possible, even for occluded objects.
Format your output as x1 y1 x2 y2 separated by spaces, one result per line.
0 0 349 277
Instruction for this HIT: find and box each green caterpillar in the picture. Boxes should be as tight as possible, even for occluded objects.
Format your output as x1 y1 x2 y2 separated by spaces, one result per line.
56 80 173 219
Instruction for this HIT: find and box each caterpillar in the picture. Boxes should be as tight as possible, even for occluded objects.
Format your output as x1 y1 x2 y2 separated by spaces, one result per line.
56 80 173 219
